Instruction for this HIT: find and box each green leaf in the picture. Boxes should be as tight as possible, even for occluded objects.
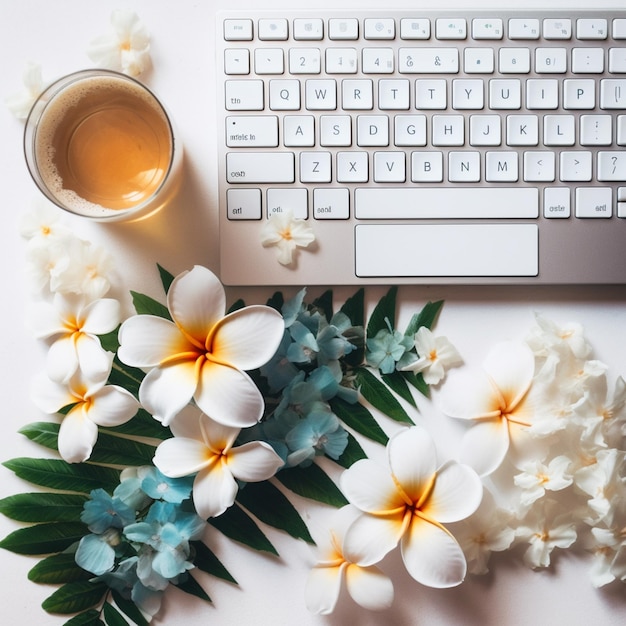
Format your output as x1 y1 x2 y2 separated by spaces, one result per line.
355 368 414 425
266 291 284 312
403 371 430 398
98 326 121 353
191 541 237 584
0 521 87 555
130 291 171 320
157 264 175 294
103 602 130 626
63 609 104 626
3 457 120 494
0 492 87 522
236 480 314 544
334 433 367 469
340 288 365 328
227 298 245 313
208 504 278 555
29 551 90 584
42 580 108 615
404 300 444 336
312 289 334 321
276 463 348 508
107 359 144 398
112 591 149 626
175 574 211 603
381 370 417 408
88 432 156 467
366 286 397 338
330 397 388 445
19 421 60 451
105 408 171 440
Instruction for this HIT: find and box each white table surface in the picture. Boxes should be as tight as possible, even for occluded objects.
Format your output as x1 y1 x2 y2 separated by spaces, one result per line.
1 1 625 624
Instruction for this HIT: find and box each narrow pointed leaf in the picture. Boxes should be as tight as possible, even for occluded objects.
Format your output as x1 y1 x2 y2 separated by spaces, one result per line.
0 492 87 522
330 397 388 445
382 370 417 407
208 504 278 555
104 408 170 440
266 291 284 312
41 580 107 614
112 591 150 626
0 521 86 555
191 541 237 584
276 463 348 507
88 432 156 467
107 359 144 397
404 300 444 336
403 370 430 398
19 421 60 451
236 480 314 544
63 609 104 625
157 264 175 294
340 288 365 327
312 289 333 321
103 602 130 626
130 291 171 320
175 573 211 603
29 551 90 583
334 433 367 469
366 286 397 337
355 368 414 425
98 326 121 353
3 457 120 493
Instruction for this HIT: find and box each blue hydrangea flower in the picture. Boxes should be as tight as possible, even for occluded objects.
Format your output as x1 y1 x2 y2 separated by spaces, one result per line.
139 466 194 504
315 311 360 365
285 407 348 467
259 331 299 392
366 322 414 374
75 529 121 575
81 488 136 533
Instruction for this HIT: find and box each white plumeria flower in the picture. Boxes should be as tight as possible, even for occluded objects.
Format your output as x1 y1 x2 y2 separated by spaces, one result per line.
30 370 139 463
305 505 394 614
87 10 151 77
340 426 482 588
118 265 284 428
400 326 462 385
527 314 591 361
439 341 538 477
260 210 316 266
19 199 71 247
515 499 577 569
28 293 120 384
24 238 73 295
587 525 626 587
450 489 515 575
153 407 283 519
513 455 573 507
5 61 44 119
574 448 626 526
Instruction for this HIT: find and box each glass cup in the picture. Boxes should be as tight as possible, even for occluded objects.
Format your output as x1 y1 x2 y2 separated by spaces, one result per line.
24 69 182 222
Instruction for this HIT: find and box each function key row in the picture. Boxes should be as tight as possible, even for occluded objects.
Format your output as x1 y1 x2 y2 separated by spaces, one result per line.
224 17 626 43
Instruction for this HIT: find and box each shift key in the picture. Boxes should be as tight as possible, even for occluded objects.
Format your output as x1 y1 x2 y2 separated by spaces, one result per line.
227 152 295 183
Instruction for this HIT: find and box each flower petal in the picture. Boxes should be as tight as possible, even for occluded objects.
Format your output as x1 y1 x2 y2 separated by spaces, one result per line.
139 363 197 426
424 461 482 523
438 370 503 420
86 386 139 427
168 406 205 440
74 334 113 382
227 441 283 482
118 315 191 367
342 512 403 566
460 418 510 477
402 518 467 587
46 336 80 383
211 305 285 370
153 437 211 478
305 564 345 615
81 298 121 334
195 362 264 428
345 563 394 611
341 459 404 515
192 463 238 518
58 408 99 463
482 341 535 410
30 372 76 413
388 427 437 503
167 266 225 343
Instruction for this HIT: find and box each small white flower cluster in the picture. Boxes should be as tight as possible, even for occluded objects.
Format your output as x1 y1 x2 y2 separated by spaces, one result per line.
21 200 139 463
450 315 626 587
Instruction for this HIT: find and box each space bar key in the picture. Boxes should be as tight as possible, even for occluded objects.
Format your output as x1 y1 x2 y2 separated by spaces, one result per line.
355 187 539 219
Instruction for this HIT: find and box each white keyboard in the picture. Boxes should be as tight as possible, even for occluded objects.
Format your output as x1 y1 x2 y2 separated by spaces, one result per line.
216 10 626 285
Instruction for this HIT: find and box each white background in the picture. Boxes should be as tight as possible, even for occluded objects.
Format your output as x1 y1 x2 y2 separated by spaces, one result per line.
0 1 625 624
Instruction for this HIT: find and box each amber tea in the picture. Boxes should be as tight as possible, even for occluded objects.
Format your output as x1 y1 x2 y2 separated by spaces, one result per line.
25 70 181 221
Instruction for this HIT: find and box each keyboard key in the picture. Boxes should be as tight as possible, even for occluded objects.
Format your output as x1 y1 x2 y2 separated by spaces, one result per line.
411 151 443 182
613 19 626 40
600 79 626 108
313 188 350 219
580 115 612 146
373 151 406 182
289 48 322 74
576 18 608 40
227 188 261 219
225 80 264 110
448 151 480 182
399 48 459 73
544 115 576 145
362 48 394 73
563 79 596 109
378 79 410 110
337 151 369 182
486 151 519 181
269 79 300 110
354 224 539 277
254 48 284 74
354 187 538 218
469 115 502 146
544 187 571 218
535 48 567 73
356 115 389 146
400 18 430 40
267 188 308 218
435 18 467 40
283 115 315 146
227 152 295 183
464 48 495 73
572 48 605 73
300 151 332 182
258 18 288 40
225 116 279 147
542 18 572 40
609 48 626 74
560 151 592 181
224 49 250 75
499 48 530 73
293 18 324 40
224 19 253 41
597 151 626 181
364 18 395 40
305 79 337 110
524 151 556 181
320 115 352 146
342 79 374 109
415 79 447 109
575 187 612 217
432 115 465 146
328 18 359 40
472 18 504 40
394 115 427 146
325 48 358 73
489 79 522 109
452 79 484 110
508 18 540 40
526 79 559 109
